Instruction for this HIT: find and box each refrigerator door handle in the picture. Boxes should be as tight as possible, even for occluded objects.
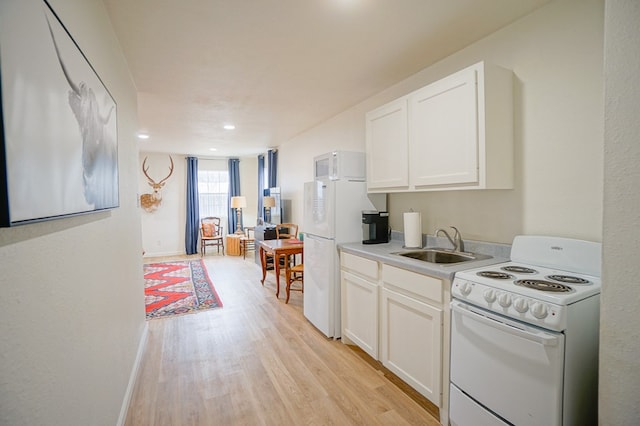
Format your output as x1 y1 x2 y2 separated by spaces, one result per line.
304 233 332 242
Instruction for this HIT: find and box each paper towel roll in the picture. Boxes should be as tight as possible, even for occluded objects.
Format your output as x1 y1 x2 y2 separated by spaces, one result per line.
403 212 422 248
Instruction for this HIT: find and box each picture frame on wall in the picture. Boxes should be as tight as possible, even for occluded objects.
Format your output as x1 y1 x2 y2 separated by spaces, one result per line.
0 0 119 227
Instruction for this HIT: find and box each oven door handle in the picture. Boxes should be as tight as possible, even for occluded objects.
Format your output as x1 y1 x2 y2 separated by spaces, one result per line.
451 300 559 347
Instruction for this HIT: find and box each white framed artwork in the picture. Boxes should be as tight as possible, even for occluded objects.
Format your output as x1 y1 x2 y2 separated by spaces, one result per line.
0 0 118 226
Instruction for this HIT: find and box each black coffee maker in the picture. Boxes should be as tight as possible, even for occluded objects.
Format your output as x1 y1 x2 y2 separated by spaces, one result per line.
362 211 389 244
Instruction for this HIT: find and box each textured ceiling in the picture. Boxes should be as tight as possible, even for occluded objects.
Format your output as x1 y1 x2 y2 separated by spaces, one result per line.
103 0 550 157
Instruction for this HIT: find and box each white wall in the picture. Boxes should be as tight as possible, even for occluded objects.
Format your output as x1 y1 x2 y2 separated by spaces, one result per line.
280 0 604 244
600 0 640 423
139 155 259 257
279 109 366 225
0 1 144 425
139 152 187 256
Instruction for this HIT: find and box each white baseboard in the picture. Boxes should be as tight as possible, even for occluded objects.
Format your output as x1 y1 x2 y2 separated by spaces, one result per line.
117 322 149 426
143 249 184 258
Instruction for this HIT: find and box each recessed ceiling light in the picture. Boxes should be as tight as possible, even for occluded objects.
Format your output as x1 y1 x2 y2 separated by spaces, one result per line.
209 148 217 152
137 132 150 140
223 124 235 130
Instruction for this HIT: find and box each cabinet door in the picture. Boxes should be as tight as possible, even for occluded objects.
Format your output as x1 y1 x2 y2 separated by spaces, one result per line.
341 270 378 359
409 66 479 187
365 98 409 190
381 287 442 405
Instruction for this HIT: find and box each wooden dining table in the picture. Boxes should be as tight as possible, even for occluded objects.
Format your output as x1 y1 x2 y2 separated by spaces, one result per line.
259 239 304 298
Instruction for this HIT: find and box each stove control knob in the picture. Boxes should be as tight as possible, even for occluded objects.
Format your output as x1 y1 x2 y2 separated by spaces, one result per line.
460 281 473 296
514 298 529 313
531 302 549 319
497 292 512 307
483 289 496 303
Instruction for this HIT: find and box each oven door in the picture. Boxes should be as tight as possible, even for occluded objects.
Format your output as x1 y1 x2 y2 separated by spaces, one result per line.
450 300 565 426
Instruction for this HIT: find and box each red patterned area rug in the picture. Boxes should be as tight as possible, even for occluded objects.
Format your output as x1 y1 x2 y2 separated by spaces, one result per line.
143 260 223 320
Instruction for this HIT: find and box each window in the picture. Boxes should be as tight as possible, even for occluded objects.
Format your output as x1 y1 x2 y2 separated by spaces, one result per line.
198 170 228 219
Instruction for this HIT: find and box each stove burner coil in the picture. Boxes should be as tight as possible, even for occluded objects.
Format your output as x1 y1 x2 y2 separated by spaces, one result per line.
501 266 537 274
547 274 591 284
477 271 514 280
514 279 573 292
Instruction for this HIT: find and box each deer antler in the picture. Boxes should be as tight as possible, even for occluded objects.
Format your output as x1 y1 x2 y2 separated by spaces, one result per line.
142 157 155 183
141 156 174 185
158 156 174 185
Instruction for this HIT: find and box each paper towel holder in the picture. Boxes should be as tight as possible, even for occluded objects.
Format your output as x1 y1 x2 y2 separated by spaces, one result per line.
403 210 423 249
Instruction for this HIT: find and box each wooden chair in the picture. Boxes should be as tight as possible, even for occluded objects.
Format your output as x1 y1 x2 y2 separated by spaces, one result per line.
240 227 255 259
285 261 304 304
278 222 302 301
201 217 225 256
276 223 299 240
276 223 299 267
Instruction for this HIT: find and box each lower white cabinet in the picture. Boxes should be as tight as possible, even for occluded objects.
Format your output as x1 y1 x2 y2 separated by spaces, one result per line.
341 252 380 359
381 264 444 406
381 287 443 405
340 252 446 413
342 270 378 358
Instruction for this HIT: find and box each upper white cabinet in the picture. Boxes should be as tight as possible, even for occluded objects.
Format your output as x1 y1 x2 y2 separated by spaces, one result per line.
409 67 478 187
366 61 513 192
365 97 409 190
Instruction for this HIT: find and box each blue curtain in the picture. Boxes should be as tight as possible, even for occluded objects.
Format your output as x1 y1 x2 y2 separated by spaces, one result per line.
185 157 199 255
228 158 241 233
257 154 265 222
267 149 278 188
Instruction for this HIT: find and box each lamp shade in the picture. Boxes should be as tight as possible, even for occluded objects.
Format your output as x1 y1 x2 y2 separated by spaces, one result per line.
231 196 247 209
263 196 276 208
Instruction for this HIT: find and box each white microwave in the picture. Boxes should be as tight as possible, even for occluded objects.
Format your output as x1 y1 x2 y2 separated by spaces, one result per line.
314 151 366 181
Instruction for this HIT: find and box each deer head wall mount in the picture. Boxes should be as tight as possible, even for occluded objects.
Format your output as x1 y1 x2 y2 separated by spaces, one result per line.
140 156 174 212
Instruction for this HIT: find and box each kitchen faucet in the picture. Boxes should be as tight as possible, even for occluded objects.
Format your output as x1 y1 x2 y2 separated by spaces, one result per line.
434 226 465 252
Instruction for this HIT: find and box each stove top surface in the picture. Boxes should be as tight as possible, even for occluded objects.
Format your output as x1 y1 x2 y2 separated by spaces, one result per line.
455 261 601 305
452 236 601 330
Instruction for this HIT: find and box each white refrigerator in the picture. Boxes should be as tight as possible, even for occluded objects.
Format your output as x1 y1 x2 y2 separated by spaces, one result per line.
303 179 385 338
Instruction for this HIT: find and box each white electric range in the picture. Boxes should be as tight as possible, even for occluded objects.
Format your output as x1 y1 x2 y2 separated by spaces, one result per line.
449 235 601 426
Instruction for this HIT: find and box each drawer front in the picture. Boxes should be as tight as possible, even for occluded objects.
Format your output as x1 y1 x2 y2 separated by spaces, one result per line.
341 252 379 281
382 264 442 304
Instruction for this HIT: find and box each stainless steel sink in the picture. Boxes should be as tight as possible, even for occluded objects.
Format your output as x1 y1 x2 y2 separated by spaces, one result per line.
394 248 492 264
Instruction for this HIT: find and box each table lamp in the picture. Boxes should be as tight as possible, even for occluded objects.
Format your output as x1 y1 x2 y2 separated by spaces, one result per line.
263 196 276 224
230 196 247 234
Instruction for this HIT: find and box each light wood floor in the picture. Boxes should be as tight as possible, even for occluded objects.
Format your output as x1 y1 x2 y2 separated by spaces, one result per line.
126 253 440 426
